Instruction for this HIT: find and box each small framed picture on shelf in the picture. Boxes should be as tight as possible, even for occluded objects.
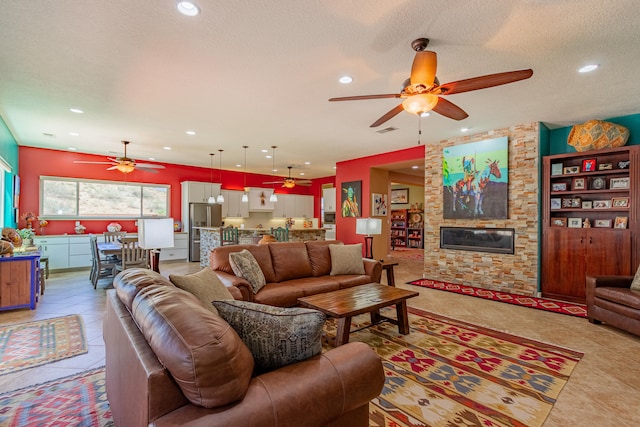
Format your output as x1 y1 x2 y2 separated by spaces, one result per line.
581 159 596 172
551 218 567 227
551 163 563 176
582 200 593 209
562 198 573 208
591 177 606 190
611 197 630 208
571 197 582 208
618 160 630 169
593 200 612 209
550 198 561 209
598 163 613 171
614 216 628 229
567 218 582 228
552 182 568 192
610 177 630 189
563 166 580 174
594 219 612 228
572 177 586 190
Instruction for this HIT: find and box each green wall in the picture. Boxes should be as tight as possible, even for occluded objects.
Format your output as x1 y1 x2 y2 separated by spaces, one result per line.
0 115 19 228
548 113 640 154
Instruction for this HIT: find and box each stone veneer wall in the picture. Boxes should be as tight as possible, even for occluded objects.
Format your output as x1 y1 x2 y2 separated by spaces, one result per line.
423 122 540 296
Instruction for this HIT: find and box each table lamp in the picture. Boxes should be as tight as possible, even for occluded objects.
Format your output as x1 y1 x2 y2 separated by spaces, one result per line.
138 218 175 273
356 218 382 259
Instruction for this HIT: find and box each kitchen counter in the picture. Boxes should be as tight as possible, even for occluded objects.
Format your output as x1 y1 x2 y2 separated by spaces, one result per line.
197 227 326 267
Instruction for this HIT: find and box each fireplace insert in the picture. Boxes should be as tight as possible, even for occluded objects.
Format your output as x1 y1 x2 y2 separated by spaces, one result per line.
440 227 514 254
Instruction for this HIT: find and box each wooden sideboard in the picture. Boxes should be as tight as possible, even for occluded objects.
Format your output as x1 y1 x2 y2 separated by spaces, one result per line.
0 252 41 311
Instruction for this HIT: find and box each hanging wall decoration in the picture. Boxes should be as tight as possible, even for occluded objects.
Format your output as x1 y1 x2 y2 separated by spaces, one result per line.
442 136 509 219
341 181 361 217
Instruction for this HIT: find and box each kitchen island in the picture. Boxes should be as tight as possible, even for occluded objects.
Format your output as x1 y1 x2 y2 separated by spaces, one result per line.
197 227 326 267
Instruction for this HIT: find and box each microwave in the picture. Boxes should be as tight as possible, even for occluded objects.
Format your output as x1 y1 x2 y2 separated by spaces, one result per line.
323 212 336 224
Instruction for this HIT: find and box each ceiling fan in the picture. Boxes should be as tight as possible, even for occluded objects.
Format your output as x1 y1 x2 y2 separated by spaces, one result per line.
263 166 312 188
73 140 166 174
329 38 533 127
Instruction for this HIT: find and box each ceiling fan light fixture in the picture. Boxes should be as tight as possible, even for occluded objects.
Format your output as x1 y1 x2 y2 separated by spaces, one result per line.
283 179 296 189
115 163 135 174
402 94 438 116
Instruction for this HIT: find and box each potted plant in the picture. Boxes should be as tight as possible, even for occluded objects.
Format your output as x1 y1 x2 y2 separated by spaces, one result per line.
17 228 35 246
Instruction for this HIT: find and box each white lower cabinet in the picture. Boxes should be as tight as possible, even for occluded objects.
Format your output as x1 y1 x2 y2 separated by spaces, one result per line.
33 236 70 269
68 235 92 267
159 233 188 261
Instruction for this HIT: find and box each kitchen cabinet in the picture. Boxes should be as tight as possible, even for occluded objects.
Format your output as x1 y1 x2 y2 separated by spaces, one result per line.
159 233 188 261
542 146 639 303
248 188 275 211
33 236 69 269
323 187 336 212
221 190 249 218
273 194 313 218
295 195 314 218
181 181 221 204
68 235 92 268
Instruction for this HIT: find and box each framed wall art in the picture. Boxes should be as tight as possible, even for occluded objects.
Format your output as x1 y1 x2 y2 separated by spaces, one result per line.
341 181 361 217
581 159 596 172
568 217 582 228
610 177 630 189
572 177 586 190
611 197 629 208
614 216 628 229
372 193 388 216
391 188 409 204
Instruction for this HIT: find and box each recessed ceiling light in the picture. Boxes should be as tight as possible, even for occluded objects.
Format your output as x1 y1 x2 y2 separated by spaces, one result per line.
300 172 305 176
261 149 268 153
461 127 469 132
235 163 242 168
68 147 77 151
163 146 172 150
420 112 430 117
266 155 272 159
304 161 311 165
333 166 337 169
578 64 599 73
412 165 419 169
186 130 196 135
69 108 84 114
148 157 156 161
272 168 278 172
69 132 79 136
177 1 200 16
339 76 353 84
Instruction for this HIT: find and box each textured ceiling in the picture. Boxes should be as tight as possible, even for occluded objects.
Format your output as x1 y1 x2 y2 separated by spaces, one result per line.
1 0 639 179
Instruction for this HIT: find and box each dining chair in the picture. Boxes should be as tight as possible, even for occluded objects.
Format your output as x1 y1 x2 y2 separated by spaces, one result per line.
90 235 119 289
116 237 148 272
270 227 289 242
103 231 126 242
220 226 239 246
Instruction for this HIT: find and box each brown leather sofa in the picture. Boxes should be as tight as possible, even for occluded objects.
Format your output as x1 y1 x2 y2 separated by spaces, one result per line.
210 240 382 306
586 274 640 336
104 268 385 427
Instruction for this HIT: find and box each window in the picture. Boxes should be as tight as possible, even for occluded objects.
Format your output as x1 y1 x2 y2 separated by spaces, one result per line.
40 176 170 219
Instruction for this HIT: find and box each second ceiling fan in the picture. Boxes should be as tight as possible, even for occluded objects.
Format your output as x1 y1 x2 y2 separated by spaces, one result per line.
329 38 533 127
263 166 312 188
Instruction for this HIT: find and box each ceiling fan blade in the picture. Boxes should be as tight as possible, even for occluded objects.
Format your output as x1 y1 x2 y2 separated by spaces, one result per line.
135 163 165 169
370 104 405 127
437 69 533 95
410 51 437 87
74 161 114 165
106 166 119 171
135 166 160 174
329 94 400 102
262 180 284 185
432 97 469 121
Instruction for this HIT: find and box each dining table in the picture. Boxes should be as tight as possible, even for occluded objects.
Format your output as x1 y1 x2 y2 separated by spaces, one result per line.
97 241 122 257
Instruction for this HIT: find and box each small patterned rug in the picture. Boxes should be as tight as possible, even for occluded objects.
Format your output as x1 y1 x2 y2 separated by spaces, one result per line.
325 307 583 427
0 314 88 376
408 278 587 318
0 367 112 426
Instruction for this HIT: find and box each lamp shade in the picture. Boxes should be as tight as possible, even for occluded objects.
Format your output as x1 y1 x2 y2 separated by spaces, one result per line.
402 93 438 116
138 218 175 249
356 218 382 236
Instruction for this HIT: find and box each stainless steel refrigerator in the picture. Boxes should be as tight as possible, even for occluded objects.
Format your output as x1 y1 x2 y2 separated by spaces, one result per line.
188 203 223 262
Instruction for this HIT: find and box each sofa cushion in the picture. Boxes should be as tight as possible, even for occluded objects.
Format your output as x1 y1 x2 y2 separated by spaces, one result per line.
114 268 174 310
329 243 365 276
270 242 313 282
630 264 640 291
210 244 276 283
253 283 306 307
229 249 266 294
131 284 254 408
306 240 342 277
213 300 325 374
169 268 233 315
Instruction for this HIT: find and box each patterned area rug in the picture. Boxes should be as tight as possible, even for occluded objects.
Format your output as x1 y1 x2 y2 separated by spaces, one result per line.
0 314 88 376
0 367 112 426
408 278 587 318
326 307 583 427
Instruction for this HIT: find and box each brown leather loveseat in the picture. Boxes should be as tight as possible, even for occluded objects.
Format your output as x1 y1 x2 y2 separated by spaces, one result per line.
210 240 382 306
103 268 385 427
586 274 640 336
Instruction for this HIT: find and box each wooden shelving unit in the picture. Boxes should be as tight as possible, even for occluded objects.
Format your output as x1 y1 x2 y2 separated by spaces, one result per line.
391 209 424 249
390 209 407 249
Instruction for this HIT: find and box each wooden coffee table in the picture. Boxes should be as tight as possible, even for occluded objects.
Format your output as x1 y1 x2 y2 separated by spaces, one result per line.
298 283 418 347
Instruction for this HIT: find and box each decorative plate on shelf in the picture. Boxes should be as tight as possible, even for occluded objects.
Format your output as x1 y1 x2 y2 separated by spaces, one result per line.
411 212 423 224
591 177 606 190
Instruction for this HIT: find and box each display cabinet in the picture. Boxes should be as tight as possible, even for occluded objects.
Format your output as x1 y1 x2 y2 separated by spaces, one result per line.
390 209 407 248
542 145 639 302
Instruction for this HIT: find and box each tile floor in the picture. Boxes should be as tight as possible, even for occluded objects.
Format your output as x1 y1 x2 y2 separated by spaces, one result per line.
0 251 639 426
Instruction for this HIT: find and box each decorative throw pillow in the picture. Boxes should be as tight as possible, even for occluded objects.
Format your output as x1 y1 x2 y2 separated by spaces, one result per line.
329 243 365 276
229 249 266 294
630 264 640 291
213 300 325 373
169 268 233 315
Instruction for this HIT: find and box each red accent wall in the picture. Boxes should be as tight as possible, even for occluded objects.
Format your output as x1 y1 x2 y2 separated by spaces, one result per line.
18 146 328 235
335 145 425 246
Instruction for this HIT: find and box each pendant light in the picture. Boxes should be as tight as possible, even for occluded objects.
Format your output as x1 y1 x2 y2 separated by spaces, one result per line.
216 149 225 203
269 145 278 202
241 145 249 203
207 153 216 204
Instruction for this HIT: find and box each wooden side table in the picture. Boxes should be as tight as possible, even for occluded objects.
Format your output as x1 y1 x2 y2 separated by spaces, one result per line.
381 261 398 287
